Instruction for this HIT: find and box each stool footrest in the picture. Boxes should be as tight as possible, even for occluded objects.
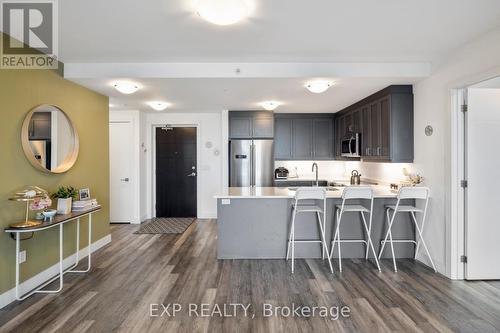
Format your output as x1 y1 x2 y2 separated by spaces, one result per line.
332 239 368 243
380 239 417 244
288 239 322 243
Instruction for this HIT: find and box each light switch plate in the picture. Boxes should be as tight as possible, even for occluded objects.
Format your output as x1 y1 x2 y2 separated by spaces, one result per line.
221 199 231 205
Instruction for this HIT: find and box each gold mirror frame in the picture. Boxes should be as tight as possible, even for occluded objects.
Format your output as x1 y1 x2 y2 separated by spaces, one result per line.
21 104 80 174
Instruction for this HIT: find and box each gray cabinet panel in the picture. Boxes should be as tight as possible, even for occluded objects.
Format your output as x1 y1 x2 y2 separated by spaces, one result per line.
292 119 313 158
335 85 413 162
274 118 293 159
380 97 391 158
229 111 274 139
229 117 252 138
275 114 335 160
313 118 333 158
252 115 274 138
361 105 371 156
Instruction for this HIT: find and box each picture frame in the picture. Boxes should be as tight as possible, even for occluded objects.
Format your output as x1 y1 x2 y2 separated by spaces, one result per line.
79 188 90 201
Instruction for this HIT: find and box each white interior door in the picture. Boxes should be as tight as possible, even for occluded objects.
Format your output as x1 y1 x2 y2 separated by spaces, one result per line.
466 87 500 279
110 121 134 223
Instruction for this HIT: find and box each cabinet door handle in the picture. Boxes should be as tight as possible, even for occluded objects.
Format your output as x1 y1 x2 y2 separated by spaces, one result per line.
377 147 381 156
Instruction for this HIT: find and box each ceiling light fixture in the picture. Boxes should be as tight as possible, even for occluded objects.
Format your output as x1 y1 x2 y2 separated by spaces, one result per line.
259 101 281 111
113 81 139 94
147 101 170 111
196 0 249 26
305 80 332 94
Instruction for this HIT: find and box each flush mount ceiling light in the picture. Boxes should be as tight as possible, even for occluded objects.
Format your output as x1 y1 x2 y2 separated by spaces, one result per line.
259 101 281 111
147 101 170 111
113 81 139 94
305 80 333 94
196 0 249 25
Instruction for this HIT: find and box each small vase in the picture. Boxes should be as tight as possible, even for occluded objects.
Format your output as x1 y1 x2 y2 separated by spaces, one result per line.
56 198 72 214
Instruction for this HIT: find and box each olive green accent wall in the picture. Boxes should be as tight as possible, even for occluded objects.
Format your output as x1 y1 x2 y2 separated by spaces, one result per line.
0 66 110 294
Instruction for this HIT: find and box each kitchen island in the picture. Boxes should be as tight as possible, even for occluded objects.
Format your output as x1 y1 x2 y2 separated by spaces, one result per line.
215 186 416 259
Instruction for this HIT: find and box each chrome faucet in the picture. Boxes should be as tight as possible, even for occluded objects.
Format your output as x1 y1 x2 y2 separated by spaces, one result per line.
312 163 319 186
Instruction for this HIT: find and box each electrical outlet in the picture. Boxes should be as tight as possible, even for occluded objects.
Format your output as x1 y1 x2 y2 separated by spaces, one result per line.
19 250 26 263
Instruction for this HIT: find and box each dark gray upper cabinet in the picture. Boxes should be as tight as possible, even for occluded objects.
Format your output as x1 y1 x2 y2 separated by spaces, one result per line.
274 118 293 159
274 114 334 160
229 111 274 139
252 113 274 138
292 118 313 159
335 85 413 163
313 118 333 158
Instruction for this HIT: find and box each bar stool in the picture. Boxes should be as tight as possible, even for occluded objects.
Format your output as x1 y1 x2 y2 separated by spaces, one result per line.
330 187 381 272
378 186 437 272
286 187 333 274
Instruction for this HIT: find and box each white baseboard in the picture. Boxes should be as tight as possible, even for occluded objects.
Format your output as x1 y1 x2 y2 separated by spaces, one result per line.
0 234 112 309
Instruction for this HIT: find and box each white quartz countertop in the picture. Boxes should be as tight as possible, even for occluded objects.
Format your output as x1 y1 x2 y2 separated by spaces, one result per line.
215 186 398 199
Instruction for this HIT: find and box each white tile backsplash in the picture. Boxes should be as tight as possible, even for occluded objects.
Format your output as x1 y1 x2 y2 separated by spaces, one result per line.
275 160 413 184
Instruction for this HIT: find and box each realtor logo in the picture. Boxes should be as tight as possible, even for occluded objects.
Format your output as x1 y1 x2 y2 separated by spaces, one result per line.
1 0 58 69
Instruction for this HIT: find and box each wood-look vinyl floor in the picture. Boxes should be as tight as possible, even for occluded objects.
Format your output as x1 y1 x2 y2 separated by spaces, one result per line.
1 220 500 333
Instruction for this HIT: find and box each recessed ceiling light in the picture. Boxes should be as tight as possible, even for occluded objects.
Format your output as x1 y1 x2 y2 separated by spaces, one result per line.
113 81 139 94
147 101 170 111
305 80 333 94
196 0 249 26
259 101 281 111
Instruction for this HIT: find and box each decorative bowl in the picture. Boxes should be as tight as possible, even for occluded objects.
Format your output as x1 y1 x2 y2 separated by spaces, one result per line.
42 209 57 221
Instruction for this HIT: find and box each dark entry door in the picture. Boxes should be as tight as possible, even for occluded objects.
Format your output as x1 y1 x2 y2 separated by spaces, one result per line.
156 127 197 217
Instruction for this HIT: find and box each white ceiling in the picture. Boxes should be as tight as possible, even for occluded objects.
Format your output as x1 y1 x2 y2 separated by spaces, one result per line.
73 77 419 113
59 0 500 63
60 0 500 112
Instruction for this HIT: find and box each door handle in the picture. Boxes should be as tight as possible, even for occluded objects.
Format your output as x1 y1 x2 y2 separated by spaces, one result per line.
120 178 130 182
187 172 196 177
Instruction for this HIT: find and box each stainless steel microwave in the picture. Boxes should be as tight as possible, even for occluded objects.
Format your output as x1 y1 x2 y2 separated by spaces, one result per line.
341 133 360 157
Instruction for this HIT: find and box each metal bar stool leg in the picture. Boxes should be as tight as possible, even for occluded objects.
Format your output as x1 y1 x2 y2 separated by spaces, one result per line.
410 212 437 272
360 211 381 271
286 206 296 261
332 208 343 272
316 212 334 273
378 208 392 258
379 208 398 272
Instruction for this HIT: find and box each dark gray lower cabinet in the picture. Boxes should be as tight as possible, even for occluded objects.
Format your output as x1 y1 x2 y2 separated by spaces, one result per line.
275 114 334 160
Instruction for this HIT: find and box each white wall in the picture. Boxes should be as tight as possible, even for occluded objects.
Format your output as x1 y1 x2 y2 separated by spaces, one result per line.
144 112 223 219
412 26 500 277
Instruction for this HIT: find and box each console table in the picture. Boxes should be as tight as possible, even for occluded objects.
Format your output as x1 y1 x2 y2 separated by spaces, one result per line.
4 206 101 301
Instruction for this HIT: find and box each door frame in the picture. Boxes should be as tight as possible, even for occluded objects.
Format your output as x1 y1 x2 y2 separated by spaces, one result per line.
450 71 500 279
152 124 200 218
109 110 141 224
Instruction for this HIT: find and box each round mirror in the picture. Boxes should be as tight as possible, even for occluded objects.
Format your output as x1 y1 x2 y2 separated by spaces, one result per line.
21 105 79 173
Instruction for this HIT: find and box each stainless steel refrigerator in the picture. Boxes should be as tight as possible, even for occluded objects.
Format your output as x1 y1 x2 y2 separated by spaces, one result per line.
229 140 274 187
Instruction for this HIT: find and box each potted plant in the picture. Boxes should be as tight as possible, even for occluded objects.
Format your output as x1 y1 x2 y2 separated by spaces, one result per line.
51 186 77 214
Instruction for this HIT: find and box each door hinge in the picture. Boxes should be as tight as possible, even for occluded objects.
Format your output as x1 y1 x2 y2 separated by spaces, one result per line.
460 180 468 188
461 104 468 113
460 255 467 263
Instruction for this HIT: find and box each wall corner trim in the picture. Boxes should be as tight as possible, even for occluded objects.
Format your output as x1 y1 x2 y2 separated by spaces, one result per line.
0 234 112 309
